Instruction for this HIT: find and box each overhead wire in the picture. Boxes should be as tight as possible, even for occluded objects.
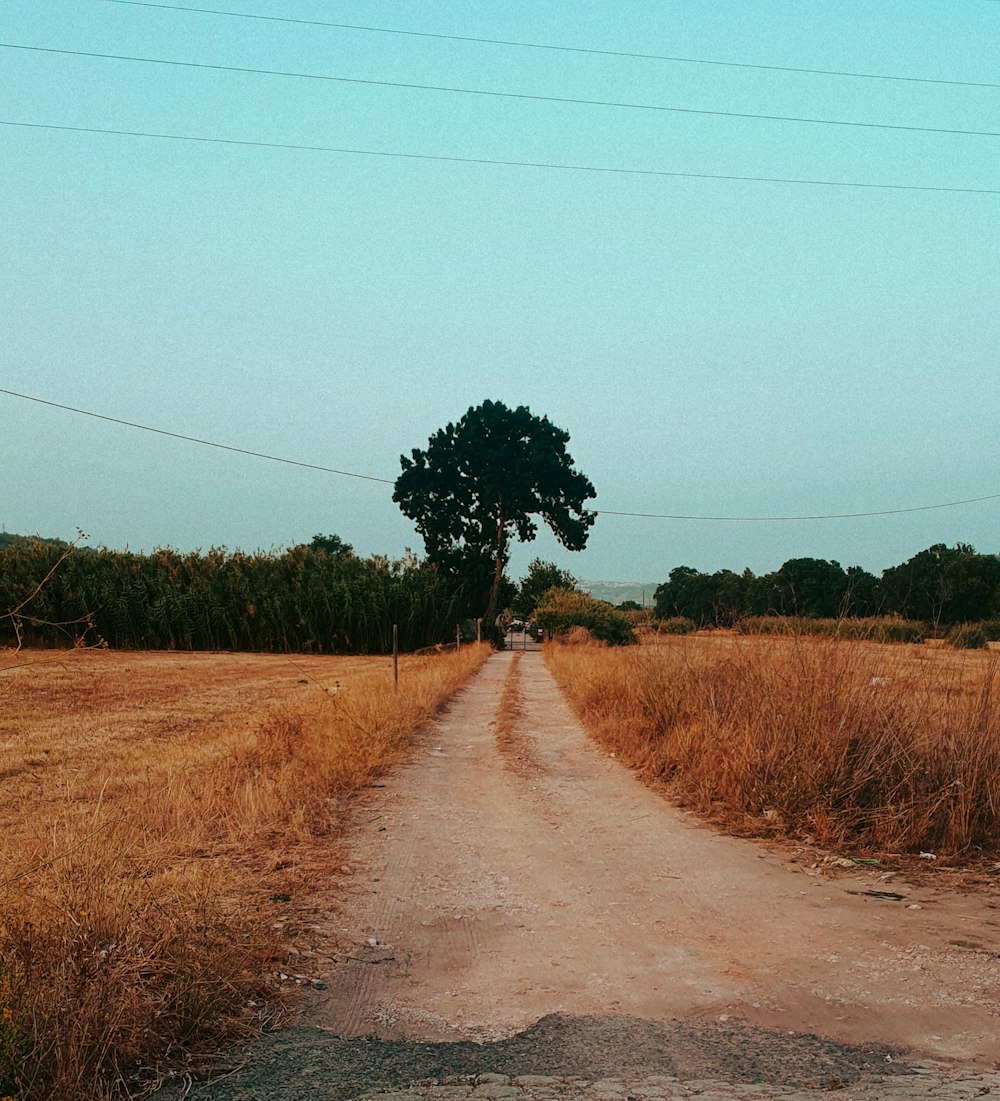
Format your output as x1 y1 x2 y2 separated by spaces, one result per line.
6 16 997 521
5 42 1000 140
3 387 998 522
4 120 999 195
99 0 1000 92
0 387 395 485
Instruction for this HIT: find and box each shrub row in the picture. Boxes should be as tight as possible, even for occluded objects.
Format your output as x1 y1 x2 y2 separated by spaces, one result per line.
0 540 467 654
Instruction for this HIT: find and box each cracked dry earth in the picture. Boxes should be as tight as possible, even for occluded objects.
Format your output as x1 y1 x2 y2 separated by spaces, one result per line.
182 650 1000 1101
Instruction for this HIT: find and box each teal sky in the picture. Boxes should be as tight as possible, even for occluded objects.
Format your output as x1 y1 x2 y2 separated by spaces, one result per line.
3 0 999 584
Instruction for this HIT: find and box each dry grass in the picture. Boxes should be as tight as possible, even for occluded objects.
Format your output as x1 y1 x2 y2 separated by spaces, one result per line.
0 645 489 1100
546 633 1000 861
495 653 538 776
494 653 523 754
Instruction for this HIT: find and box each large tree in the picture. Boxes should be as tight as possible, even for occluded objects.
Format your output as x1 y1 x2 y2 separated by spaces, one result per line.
881 543 1000 626
393 401 596 631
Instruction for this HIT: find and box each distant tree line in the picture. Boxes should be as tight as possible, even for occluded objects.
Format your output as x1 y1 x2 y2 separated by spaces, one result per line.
0 535 470 654
654 543 1000 628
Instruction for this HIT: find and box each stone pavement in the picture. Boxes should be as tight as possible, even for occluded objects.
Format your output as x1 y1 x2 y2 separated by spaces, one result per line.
358 1067 1000 1101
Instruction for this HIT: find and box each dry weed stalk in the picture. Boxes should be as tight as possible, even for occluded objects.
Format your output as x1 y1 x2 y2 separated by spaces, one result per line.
547 634 1000 858
0 644 489 1100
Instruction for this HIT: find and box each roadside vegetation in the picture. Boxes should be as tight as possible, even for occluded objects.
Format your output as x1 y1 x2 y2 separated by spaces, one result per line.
546 633 1000 860
0 645 489 1100
0 535 468 654
733 615 925 643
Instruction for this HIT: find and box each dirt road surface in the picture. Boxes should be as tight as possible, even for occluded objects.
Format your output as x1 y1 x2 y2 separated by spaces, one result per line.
183 651 1000 1100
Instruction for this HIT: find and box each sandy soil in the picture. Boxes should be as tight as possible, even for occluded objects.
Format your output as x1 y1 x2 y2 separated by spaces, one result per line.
309 650 1000 1066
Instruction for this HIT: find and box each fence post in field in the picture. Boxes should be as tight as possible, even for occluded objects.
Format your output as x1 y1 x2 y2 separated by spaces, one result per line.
476 618 481 643
456 624 461 651
393 623 399 691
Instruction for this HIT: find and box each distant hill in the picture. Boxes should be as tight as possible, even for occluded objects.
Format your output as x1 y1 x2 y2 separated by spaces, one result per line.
578 579 659 608
0 531 68 549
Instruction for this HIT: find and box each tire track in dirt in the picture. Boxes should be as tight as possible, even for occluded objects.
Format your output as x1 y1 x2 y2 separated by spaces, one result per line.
309 651 999 1065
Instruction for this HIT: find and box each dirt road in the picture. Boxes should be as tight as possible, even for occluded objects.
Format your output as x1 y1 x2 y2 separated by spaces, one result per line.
183 650 1000 1099
311 650 998 1063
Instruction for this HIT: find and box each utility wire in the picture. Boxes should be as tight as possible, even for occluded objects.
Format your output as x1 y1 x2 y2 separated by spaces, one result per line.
0 387 395 484
100 0 1000 92
3 387 998 522
5 42 1000 140
4 120 999 195
594 498 1000 521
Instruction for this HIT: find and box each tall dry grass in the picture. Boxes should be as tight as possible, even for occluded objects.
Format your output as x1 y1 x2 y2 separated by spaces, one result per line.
546 634 1000 859
0 645 489 1100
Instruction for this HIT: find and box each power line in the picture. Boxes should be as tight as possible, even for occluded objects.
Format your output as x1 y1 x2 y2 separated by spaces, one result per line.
7 41 1000 140
0 387 395 484
595 497 1000 521
100 0 1000 92
4 120 999 196
3 387 998 522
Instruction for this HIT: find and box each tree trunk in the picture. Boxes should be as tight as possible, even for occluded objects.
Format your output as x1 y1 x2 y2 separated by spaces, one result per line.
482 511 507 634
483 546 506 632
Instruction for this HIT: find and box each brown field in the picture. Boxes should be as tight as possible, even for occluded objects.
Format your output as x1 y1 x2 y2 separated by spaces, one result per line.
546 632 1000 863
0 645 490 1101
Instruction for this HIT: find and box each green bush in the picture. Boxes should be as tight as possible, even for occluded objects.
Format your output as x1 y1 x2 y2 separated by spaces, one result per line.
947 624 988 649
534 588 636 646
654 617 696 635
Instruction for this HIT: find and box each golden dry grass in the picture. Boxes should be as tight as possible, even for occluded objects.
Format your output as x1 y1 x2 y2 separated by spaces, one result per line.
0 645 490 1100
547 633 1000 862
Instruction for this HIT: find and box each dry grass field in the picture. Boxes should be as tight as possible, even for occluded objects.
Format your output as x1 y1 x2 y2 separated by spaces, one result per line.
546 632 1000 863
0 645 490 1101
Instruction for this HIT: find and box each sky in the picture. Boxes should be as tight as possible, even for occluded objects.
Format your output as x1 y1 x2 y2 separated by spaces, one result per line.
3 0 999 585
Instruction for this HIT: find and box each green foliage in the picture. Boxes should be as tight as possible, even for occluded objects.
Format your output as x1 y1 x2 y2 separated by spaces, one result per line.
393 401 595 626
654 566 754 626
946 624 988 649
0 539 465 654
511 558 579 618
654 544 1000 629
0 531 67 550
653 616 696 635
881 543 1000 626
534 588 636 646
308 533 354 558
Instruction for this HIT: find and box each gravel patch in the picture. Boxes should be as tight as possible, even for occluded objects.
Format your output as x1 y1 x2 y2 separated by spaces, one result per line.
164 1013 919 1100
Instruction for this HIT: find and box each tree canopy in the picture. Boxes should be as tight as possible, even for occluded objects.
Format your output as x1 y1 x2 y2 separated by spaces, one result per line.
511 558 579 619
393 401 596 629
653 544 1000 627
